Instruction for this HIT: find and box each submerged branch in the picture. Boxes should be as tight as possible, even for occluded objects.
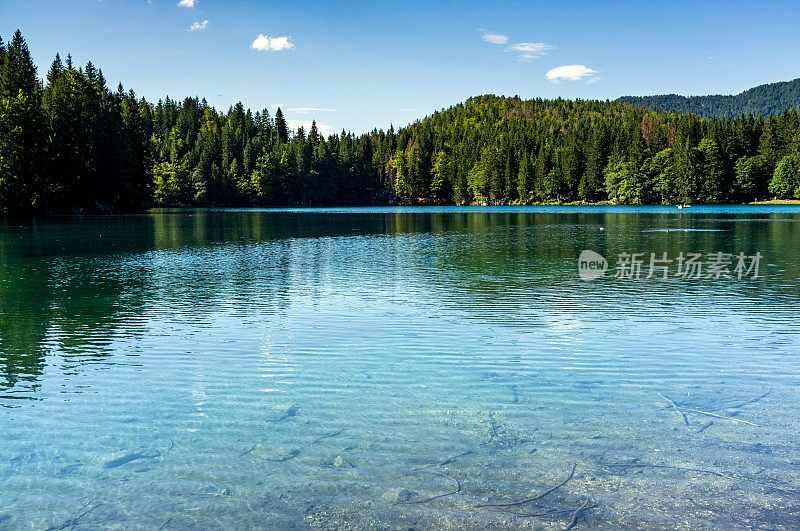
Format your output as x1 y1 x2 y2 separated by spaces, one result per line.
405 471 461 504
474 463 577 508
680 407 759 426
565 498 592 531
658 393 690 426
413 450 473 471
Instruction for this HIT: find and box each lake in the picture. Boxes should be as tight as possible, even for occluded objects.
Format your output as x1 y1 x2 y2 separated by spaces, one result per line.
1 206 799 529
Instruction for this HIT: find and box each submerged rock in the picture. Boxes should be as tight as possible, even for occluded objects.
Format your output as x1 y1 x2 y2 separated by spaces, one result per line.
103 451 153 469
266 448 300 462
382 488 418 503
333 456 351 468
267 405 301 422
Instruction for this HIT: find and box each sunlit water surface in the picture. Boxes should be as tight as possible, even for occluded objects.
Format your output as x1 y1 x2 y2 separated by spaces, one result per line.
1 206 799 529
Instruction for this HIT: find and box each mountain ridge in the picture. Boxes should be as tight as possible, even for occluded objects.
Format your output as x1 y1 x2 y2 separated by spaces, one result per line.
617 78 800 118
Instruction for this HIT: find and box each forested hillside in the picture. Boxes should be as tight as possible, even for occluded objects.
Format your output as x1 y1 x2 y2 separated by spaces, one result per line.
618 79 800 119
393 94 800 205
2 30 800 215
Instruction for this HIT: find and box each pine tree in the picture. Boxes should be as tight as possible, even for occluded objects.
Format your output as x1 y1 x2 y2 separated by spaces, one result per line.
42 68 101 210
769 155 799 198
0 30 45 213
698 138 725 202
516 150 532 203
734 155 766 200
275 107 288 143
47 54 63 84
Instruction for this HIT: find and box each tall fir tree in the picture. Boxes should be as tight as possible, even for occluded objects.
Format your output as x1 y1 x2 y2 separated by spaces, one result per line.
0 30 45 213
275 107 288 144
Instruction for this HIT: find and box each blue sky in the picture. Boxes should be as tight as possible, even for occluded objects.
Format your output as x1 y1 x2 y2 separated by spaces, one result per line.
4 0 800 135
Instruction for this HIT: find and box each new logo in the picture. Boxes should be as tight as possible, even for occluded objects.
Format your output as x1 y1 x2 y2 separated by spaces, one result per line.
578 250 608 281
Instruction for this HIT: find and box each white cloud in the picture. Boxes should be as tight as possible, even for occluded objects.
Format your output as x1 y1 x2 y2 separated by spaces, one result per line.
269 105 337 114
189 20 208 31
508 42 554 53
252 34 294 52
480 30 508 45
287 107 338 113
507 42 554 61
286 119 333 137
397 108 418 112
178 0 195 7
546 64 599 83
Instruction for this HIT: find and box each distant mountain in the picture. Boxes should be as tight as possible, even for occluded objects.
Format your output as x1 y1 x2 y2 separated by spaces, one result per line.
618 78 800 118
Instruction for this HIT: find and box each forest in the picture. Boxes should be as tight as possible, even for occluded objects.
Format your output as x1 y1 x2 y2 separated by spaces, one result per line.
2 30 800 215
618 78 800 119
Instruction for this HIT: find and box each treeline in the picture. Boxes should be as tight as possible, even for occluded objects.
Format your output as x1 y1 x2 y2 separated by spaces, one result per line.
0 32 151 214
2 30 800 215
618 78 800 119
396 94 800 205
0 30 389 215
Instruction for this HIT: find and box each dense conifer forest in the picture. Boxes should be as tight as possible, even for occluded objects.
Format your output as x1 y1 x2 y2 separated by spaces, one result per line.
618 78 800 119
2 30 800 215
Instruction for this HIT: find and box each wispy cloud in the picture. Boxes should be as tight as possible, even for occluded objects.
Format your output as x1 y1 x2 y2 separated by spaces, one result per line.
287 107 338 113
507 42 554 53
286 119 333 137
480 29 508 45
252 34 294 52
483 32 556 62
269 105 337 113
507 42 555 61
397 108 419 112
189 20 208 31
178 0 195 7
546 64 599 83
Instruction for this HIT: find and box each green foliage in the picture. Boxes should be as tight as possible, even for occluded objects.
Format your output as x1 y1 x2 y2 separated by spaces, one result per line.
5 30 800 214
769 155 800 198
605 157 647 204
0 90 32 207
618 78 800 119
734 156 767 199
430 149 451 203
0 31 44 213
650 148 678 203
697 138 725 202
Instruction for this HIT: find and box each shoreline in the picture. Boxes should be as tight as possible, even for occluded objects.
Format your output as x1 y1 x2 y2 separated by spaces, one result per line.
5 202 800 220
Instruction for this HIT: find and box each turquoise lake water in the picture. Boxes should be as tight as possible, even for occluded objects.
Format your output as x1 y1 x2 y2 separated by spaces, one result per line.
1 206 799 529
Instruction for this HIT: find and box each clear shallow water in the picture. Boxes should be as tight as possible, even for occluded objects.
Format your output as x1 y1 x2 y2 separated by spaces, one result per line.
1 206 799 530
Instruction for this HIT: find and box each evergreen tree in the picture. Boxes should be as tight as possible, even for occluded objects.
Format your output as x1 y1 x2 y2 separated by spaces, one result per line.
516 150 532 203
734 156 767 200
698 138 726 202
6 30 800 214
0 30 45 213
275 107 288 143
769 155 799 198
47 54 63 85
